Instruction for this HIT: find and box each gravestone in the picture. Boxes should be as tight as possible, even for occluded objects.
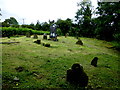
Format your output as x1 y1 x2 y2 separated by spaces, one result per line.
33 34 38 39
13 77 20 82
26 32 31 37
43 33 47 39
34 40 41 44
65 33 69 38
44 43 50 47
66 63 88 87
76 38 83 45
49 24 58 41
43 43 50 47
91 57 98 67
15 66 24 72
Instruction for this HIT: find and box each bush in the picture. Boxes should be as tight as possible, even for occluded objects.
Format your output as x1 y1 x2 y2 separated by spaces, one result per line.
2 27 50 37
113 33 120 42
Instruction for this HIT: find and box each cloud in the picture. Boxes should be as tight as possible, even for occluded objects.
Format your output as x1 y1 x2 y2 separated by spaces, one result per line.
0 0 97 24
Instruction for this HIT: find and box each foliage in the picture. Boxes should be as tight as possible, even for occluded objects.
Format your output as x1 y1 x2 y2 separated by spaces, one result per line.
56 18 72 36
35 20 42 30
95 2 120 41
2 27 50 37
41 22 50 31
2 17 18 27
75 1 93 37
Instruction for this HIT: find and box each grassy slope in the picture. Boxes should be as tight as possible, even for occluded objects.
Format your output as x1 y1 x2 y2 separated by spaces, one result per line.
1 36 120 89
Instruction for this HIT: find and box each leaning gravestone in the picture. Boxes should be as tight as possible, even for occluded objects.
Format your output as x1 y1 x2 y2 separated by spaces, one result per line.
33 34 38 39
76 38 83 45
66 63 88 87
43 33 47 39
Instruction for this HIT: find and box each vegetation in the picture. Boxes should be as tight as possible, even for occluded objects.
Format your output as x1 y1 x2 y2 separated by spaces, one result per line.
2 27 50 37
1 0 120 89
2 36 120 89
1 1 119 42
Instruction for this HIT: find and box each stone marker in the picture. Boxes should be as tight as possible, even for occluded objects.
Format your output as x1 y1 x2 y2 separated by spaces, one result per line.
34 40 41 44
76 38 83 45
65 33 69 38
26 32 31 37
43 33 47 39
44 43 50 47
15 66 24 72
66 63 88 87
13 77 20 82
91 57 98 67
33 34 38 39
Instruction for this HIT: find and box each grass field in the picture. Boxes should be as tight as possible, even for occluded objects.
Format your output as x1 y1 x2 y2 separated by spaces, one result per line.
1 35 120 89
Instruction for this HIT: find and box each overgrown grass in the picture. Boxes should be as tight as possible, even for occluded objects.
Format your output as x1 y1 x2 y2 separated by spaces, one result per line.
2 36 120 89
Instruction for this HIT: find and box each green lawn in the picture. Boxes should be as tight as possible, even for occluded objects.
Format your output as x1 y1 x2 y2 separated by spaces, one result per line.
1 35 120 89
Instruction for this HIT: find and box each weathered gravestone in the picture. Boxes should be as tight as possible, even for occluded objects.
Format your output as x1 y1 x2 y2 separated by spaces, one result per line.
76 38 83 45
65 33 69 38
91 57 98 67
43 33 47 39
49 24 58 41
43 43 50 47
34 40 41 44
33 34 38 39
66 63 88 87
13 76 20 82
15 66 24 72
26 32 31 38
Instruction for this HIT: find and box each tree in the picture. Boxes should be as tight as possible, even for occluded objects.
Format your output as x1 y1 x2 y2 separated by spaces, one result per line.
29 23 35 30
2 17 19 27
56 18 72 36
41 22 50 31
75 0 93 37
95 1 120 41
35 20 42 30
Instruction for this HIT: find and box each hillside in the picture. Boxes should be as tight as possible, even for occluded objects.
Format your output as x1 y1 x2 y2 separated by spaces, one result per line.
1 36 120 89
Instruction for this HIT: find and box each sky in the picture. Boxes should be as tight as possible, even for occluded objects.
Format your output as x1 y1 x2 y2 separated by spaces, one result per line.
0 0 98 25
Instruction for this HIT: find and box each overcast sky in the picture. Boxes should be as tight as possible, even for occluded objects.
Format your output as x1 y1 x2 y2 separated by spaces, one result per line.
0 0 98 24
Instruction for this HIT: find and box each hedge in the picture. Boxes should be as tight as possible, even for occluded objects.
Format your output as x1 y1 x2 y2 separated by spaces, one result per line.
1 27 50 37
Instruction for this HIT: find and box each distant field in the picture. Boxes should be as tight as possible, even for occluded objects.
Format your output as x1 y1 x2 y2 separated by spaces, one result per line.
1 35 120 89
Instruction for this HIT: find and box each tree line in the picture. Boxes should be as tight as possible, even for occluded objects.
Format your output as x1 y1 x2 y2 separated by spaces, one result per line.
1 1 120 42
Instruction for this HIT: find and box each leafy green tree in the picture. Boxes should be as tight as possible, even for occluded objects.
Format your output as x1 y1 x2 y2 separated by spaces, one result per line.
9 17 18 25
41 22 50 31
2 17 18 27
56 18 72 36
29 23 35 30
95 1 120 41
35 20 42 30
75 0 93 37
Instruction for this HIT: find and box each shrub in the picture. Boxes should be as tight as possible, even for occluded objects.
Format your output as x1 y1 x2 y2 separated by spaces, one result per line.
2 27 50 37
113 33 120 42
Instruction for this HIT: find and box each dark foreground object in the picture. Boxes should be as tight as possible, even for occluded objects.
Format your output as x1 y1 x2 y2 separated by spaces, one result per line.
66 63 88 87
91 57 98 67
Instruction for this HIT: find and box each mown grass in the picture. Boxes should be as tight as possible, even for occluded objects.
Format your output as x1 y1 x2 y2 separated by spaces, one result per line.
1 35 120 89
